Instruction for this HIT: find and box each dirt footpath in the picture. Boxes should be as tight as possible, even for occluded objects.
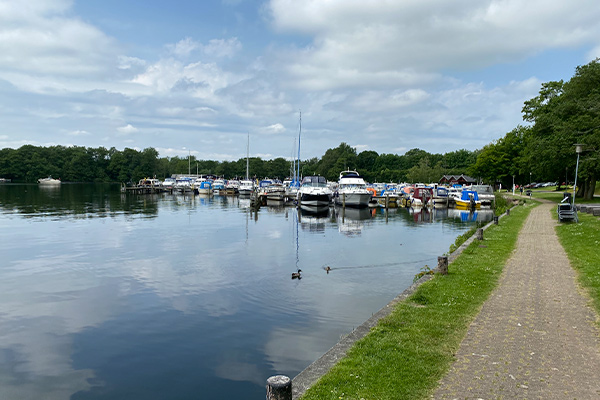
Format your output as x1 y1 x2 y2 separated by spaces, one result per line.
433 202 600 399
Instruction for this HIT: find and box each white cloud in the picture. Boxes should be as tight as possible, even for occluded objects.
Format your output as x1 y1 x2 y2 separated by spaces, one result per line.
267 0 600 89
260 123 286 135
0 0 119 78
116 124 138 135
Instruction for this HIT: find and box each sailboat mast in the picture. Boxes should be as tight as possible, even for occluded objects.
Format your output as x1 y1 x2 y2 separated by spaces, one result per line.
297 111 301 182
245 133 249 180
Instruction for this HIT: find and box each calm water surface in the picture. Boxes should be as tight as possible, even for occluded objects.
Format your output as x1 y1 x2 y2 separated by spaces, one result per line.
0 184 492 399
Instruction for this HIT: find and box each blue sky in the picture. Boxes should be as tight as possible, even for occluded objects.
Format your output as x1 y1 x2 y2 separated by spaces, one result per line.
1 0 599 161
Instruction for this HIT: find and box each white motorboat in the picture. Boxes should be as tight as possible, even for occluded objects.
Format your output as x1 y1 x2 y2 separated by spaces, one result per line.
335 170 372 208
297 175 332 207
238 179 254 196
38 176 61 185
465 184 495 207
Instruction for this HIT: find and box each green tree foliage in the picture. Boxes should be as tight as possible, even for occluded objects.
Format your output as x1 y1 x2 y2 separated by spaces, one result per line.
469 126 527 187
522 59 600 199
0 143 478 185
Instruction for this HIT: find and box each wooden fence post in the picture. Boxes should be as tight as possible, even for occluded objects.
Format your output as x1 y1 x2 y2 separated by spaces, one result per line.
476 228 484 240
437 256 448 275
266 375 292 400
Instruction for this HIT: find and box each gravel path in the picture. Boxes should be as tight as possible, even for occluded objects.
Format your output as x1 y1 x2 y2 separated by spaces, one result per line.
433 202 600 399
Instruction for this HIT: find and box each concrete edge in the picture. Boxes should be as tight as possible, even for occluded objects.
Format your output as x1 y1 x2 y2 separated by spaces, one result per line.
291 204 517 399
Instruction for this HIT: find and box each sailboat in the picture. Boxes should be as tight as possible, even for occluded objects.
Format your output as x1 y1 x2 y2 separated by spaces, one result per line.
238 133 254 196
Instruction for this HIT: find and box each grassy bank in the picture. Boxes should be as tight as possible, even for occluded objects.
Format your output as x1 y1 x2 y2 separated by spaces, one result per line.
555 211 600 320
300 203 535 400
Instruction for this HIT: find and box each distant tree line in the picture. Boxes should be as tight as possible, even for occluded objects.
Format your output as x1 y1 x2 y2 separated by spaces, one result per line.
0 143 477 184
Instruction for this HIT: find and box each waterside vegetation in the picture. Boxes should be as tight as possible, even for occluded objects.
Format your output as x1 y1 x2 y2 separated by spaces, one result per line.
300 202 535 399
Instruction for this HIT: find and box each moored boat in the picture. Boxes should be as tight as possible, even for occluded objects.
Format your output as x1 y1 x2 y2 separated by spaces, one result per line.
465 184 494 207
407 186 434 208
238 179 254 196
38 176 61 185
297 175 332 207
433 186 449 207
335 170 372 208
455 190 481 210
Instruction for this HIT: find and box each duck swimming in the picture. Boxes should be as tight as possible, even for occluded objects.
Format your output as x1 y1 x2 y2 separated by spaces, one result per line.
325 266 331 274
291 269 302 279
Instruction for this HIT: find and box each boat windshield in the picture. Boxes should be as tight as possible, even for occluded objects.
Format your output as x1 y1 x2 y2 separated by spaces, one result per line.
301 176 327 187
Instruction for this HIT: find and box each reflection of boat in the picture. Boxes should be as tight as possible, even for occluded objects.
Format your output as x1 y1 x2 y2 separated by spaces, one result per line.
335 206 372 236
447 208 495 222
297 175 332 207
408 206 432 222
299 204 330 216
455 190 481 210
335 170 372 208
38 176 61 185
299 207 330 233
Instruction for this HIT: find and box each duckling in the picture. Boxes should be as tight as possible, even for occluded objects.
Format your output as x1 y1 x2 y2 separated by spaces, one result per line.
291 269 302 279
325 266 331 274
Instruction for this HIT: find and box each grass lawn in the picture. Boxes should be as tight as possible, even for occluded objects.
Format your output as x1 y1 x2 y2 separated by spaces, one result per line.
555 210 600 321
300 202 535 400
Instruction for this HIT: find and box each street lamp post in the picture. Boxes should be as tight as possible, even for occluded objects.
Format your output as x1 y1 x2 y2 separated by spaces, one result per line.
512 175 515 196
572 144 583 220
529 172 532 186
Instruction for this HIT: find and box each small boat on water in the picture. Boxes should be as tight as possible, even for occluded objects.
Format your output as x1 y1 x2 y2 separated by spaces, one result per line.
162 177 176 188
407 186 434 208
196 179 213 195
297 175 332 207
465 184 494 207
38 176 61 185
433 186 449 208
212 179 226 195
335 170 372 208
238 179 254 196
455 190 481 210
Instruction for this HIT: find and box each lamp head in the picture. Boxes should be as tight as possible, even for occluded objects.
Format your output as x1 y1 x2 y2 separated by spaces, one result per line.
574 144 584 154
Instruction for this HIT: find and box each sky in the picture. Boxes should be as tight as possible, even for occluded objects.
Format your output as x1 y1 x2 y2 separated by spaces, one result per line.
1 0 599 162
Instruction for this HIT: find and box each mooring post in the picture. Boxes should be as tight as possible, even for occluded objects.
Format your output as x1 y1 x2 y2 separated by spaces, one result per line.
493 216 498 225
266 375 292 400
342 193 346 209
476 228 484 240
437 256 448 275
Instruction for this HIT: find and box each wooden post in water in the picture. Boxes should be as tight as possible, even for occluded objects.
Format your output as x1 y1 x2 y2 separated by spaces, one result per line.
476 228 484 240
437 256 448 275
342 193 346 209
266 375 292 400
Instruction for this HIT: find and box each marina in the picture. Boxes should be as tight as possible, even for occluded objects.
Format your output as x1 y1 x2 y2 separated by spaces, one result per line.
0 183 491 399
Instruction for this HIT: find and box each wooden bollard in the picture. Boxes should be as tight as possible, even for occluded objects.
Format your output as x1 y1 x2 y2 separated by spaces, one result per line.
493 216 498 225
437 256 448 275
476 228 484 240
266 375 292 400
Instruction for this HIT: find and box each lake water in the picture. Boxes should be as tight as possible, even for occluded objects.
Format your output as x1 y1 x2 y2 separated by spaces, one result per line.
0 184 492 399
